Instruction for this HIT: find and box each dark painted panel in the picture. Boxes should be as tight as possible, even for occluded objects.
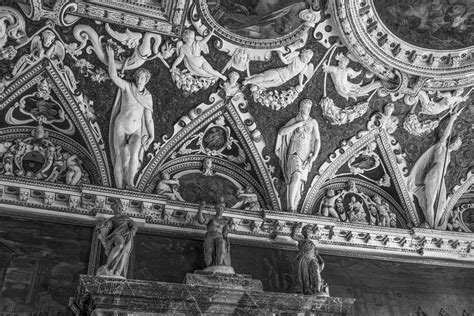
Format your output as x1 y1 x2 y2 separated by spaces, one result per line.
131 232 474 316
0 216 93 315
374 0 474 50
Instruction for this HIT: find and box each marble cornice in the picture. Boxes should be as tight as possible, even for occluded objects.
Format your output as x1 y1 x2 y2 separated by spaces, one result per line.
1 176 473 268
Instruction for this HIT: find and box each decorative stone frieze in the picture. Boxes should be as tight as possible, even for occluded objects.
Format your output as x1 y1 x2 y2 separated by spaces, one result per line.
1 177 473 267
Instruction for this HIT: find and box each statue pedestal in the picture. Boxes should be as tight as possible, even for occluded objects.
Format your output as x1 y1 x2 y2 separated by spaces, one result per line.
70 275 355 315
184 268 263 292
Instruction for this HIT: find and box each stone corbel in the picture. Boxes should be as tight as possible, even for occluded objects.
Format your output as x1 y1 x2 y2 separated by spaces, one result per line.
94 195 106 211
141 202 153 215
118 198 130 213
393 236 407 247
374 235 389 245
449 239 460 250
161 207 172 222
458 242 472 257
43 192 54 206
357 232 371 243
69 195 80 209
410 235 427 248
81 194 95 211
18 188 29 204
431 238 444 248
250 220 263 233
184 211 196 224
339 230 353 242
267 220 282 240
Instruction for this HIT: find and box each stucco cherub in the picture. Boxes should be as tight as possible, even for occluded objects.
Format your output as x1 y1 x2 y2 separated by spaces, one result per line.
172 29 226 81
323 52 379 101
418 89 470 116
222 48 250 77
221 71 241 97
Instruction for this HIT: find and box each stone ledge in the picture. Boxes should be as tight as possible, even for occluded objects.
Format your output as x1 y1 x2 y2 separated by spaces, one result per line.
70 275 355 315
184 269 263 292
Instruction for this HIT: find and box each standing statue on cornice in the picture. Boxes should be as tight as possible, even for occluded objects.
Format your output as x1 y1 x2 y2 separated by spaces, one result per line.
276 99 320 212
196 198 234 273
407 108 464 229
172 29 227 81
291 222 328 296
106 44 154 190
96 200 137 278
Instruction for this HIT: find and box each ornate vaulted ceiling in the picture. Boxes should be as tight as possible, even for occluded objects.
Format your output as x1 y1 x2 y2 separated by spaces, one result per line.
0 0 472 266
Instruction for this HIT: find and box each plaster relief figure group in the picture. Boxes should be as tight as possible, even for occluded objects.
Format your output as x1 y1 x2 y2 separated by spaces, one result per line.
1 3 474 313
0 0 473 292
2 13 467 232
319 181 397 227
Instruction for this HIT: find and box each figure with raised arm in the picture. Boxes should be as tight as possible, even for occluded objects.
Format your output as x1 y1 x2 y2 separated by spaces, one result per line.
196 198 233 273
291 222 328 295
106 44 154 189
275 99 320 212
320 189 344 219
407 108 463 229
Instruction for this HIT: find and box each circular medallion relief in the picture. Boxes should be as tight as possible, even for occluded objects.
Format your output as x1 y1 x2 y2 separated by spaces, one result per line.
22 151 45 174
373 0 474 50
198 0 316 48
202 126 227 151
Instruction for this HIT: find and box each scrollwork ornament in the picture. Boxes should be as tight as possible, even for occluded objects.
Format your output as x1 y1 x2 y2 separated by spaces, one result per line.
5 79 75 135
71 24 165 72
0 6 27 60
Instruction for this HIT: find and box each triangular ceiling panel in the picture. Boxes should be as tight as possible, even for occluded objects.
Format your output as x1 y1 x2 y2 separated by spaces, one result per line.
137 91 281 211
302 104 419 228
0 52 110 186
